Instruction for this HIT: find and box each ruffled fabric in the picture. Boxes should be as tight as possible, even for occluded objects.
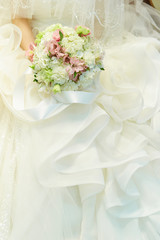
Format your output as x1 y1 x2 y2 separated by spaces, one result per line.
0 23 109 240
95 36 160 239
0 3 160 240
124 1 160 41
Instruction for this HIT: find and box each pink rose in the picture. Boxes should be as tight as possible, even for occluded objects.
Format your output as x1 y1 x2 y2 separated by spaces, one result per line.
66 57 88 82
52 29 64 42
25 42 36 62
45 39 66 59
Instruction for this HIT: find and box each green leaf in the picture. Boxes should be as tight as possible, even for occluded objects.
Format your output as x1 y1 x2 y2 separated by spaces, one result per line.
74 72 77 78
59 31 64 41
33 79 38 83
100 67 105 71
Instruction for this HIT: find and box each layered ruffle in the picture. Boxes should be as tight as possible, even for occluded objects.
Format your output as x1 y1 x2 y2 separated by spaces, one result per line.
95 36 160 239
0 22 109 240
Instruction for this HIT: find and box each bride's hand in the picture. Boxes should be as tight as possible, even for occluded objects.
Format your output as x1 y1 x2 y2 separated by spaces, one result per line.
12 18 35 51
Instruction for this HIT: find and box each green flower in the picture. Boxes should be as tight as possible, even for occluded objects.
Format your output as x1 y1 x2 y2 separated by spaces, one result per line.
39 68 53 84
75 25 91 37
45 24 63 33
30 65 35 69
52 84 61 93
35 32 45 45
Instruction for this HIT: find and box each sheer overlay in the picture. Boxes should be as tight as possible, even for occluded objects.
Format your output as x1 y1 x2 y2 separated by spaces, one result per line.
0 0 160 41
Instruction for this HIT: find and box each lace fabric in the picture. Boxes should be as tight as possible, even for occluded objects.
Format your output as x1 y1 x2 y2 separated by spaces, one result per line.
0 0 123 37
0 102 17 240
0 0 160 43
0 0 33 23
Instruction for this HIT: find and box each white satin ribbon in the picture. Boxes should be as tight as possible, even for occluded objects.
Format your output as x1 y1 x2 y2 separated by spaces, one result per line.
13 68 100 121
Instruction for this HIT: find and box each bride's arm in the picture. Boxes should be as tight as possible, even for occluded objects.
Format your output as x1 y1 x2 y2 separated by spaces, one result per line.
12 18 35 50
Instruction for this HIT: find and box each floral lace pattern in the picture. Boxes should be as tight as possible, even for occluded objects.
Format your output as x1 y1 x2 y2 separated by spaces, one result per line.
0 105 17 240
0 0 125 42
1 0 160 41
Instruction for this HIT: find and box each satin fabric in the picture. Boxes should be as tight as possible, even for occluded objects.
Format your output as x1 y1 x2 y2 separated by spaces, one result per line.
0 16 160 240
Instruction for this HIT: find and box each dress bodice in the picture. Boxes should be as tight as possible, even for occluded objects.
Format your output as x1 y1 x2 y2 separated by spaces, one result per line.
0 0 160 44
0 0 125 42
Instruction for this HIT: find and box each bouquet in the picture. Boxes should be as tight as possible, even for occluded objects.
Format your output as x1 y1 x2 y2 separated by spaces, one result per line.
26 24 104 94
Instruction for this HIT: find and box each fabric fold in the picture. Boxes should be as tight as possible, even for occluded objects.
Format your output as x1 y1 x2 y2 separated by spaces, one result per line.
0 6 160 240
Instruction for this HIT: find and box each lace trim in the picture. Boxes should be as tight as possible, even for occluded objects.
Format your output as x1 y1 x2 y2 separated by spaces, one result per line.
12 0 32 18
0 0 31 8
0 0 125 42
0 108 17 240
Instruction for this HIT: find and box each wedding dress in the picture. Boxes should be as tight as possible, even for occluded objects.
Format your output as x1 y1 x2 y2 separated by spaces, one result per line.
0 0 160 239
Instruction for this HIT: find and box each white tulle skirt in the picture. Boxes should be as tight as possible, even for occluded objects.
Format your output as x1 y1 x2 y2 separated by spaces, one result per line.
0 21 160 240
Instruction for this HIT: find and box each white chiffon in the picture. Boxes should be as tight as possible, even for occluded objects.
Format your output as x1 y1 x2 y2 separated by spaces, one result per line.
0 0 160 240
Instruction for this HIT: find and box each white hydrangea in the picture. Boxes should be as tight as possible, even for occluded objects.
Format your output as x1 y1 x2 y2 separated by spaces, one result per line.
42 31 53 41
61 35 84 55
51 66 69 85
62 26 76 36
61 80 79 91
79 71 95 89
83 51 95 66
